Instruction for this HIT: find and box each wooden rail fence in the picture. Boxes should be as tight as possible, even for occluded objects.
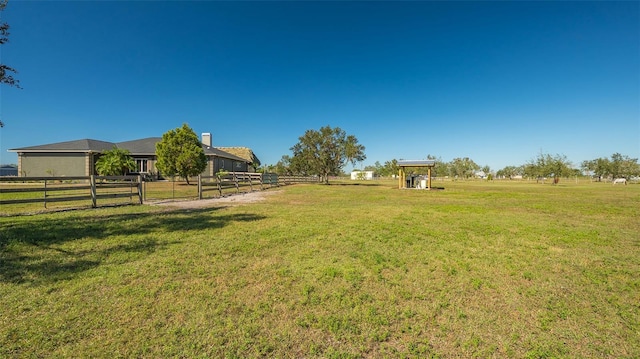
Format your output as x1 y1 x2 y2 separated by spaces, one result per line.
1 173 318 211
197 173 318 199
0 175 143 209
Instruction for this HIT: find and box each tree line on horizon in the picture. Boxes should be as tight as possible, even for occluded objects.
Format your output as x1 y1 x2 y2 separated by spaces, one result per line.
264 124 639 182
270 150 640 182
363 152 639 181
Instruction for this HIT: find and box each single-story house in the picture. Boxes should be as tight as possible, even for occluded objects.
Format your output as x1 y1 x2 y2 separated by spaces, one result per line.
9 133 260 178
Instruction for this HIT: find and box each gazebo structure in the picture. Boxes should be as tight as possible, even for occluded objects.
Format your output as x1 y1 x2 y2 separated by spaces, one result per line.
397 160 436 190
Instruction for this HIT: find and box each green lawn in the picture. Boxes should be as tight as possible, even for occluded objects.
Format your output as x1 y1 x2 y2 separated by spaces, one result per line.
1 180 638 358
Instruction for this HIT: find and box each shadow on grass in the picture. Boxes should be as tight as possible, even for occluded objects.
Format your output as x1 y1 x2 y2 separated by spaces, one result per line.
329 182 385 187
400 186 446 191
0 207 266 284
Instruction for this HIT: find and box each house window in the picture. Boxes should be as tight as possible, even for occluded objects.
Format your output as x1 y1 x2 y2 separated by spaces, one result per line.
136 159 148 173
235 162 243 169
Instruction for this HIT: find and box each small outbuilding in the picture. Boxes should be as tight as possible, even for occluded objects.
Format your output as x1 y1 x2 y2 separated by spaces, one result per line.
397 160 436 190
351 170 375 180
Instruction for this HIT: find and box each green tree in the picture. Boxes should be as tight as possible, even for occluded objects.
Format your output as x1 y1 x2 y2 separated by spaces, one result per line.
0 0 20 128
275 155 294 175
364 161 383 176
609 153 639 179
437 160 454 178
155 124 207 185
427 155 446 177
585 153 639 180
0 1 18 89
581 159 608 180
547 154 571 178
380 159 399 177
290 125 366 184
95 146 136 176
496 165 523 179
288 152 313 176
525 153 573 183
450 157 479 179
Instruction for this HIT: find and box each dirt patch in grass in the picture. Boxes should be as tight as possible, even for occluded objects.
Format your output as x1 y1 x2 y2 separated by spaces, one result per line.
148 190 282 209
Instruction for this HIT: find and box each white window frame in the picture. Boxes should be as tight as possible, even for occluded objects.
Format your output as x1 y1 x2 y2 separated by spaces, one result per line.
135 159 148 173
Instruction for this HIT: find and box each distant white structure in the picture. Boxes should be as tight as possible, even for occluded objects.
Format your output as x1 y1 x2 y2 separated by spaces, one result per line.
351 170 375 180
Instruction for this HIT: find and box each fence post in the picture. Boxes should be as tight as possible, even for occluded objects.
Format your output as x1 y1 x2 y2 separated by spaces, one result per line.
197 174 202 200
138 175 143 204
234 172 239 193
90 175 97 208
217 174 222 197
43 179 47 208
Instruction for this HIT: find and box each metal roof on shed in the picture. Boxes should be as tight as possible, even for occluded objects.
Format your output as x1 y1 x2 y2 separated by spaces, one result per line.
397 160 436 167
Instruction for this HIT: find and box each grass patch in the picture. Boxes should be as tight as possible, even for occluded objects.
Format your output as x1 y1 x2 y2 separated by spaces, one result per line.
1 180 638 357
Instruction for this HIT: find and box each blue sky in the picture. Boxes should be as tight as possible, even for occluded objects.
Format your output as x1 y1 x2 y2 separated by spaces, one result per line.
1 1 638 171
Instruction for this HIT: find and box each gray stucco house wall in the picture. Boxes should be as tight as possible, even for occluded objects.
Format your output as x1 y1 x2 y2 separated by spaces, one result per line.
19 152 91 177
11 139 112 177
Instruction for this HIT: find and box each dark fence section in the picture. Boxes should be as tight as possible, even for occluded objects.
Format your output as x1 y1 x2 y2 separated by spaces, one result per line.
197 173 317 199
199 172 264 199
277 175 319 185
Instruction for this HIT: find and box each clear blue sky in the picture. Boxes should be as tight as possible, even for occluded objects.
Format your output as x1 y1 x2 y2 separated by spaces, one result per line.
1 1 638 171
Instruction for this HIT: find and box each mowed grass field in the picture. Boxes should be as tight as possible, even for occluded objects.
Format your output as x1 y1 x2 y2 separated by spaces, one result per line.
1 180 638 358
